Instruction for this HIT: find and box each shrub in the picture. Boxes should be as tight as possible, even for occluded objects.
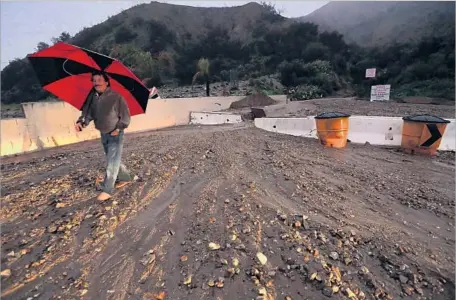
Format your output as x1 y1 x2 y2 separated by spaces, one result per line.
302 42 330 62
114 26 137 44
279 60 337 95
291 85 324 100
109 44 161 85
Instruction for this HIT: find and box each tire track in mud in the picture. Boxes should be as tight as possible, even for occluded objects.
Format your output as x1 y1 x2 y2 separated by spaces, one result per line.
0 133 186 299
86 171 213 299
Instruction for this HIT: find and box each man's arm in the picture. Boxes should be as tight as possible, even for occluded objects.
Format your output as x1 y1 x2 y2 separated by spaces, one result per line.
115 95 131 130
76 90 94 127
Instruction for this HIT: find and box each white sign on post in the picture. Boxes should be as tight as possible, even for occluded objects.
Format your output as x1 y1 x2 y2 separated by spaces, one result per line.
370 85 391 101
365 68 376 78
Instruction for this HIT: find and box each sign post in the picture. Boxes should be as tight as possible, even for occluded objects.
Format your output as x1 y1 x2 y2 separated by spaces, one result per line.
365 68 376 78
365 68 392 101
370 85 391 101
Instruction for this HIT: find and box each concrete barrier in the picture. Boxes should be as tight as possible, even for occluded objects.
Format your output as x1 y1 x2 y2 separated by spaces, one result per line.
21 101 101 149
348 116 404 147
190 112 242 125
440 121 456 151
0 118 37 156
1 95 286 156
254 116 456 151
255 117 317 138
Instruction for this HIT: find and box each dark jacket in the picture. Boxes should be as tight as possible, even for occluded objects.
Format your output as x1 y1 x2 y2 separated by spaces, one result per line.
77 87 130 134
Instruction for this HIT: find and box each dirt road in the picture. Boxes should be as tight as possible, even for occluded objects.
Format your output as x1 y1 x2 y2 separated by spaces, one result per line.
257 98 456 119
301 98 455 118
1 123 454 300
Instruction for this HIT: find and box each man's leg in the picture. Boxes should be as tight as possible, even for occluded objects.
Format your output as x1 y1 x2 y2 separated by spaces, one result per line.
99 132 125 200
101 134 109 155
117 163 132 182
103 131 131 184
96 134 110 190
115 163 133 189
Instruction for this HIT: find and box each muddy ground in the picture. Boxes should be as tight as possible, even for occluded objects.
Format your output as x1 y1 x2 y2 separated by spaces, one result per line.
1 122 454 300
226 98 456 120
282 99 456 119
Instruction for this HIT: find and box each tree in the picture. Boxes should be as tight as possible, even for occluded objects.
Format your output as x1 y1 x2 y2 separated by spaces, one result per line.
302 42 330 62
157 51 175 82
319 31 346 54
131 17 146 28
0 58 49 104
147 20 176 54
193 58 210 96
260 2 284 22
36 42 50 51
51 31 71 44
109 44 161 86
114 26 137 44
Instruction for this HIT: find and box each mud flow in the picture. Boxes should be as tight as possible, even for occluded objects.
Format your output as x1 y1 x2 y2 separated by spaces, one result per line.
1 123 454 300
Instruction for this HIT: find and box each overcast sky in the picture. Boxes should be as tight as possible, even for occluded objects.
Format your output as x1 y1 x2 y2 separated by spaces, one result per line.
0 1 327 70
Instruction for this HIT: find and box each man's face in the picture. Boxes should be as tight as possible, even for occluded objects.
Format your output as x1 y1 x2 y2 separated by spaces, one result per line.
92 75 108 93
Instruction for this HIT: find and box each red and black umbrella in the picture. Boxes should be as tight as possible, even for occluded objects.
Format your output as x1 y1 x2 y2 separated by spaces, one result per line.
27 42 150 116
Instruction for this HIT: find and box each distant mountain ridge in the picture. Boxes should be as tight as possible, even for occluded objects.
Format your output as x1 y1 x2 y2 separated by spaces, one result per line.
298 1 455 46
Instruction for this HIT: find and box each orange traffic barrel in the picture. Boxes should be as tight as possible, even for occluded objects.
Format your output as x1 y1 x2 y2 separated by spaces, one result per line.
314 112 351 148
401 115 450 155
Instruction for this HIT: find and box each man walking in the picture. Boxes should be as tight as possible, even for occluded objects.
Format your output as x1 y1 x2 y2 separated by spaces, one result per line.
75 71 132 201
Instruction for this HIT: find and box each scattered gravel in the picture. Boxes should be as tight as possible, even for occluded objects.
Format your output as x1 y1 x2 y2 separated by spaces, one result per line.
1 123 454 299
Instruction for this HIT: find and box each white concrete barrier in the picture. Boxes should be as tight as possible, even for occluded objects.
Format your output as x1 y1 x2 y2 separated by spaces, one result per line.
1 95 287 156
190 112 242 125
348 116 404 147
254 117 317 138
440 121 456 151
254 116 456 151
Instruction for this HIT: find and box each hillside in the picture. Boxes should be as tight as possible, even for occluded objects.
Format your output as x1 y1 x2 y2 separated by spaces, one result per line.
298 1 455 46
71 1 286 54
1 1 455 106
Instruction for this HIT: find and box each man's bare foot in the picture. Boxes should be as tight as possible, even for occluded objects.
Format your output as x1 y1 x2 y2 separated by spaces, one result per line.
115 181 131 189
97 192 112 201
95 177 104 189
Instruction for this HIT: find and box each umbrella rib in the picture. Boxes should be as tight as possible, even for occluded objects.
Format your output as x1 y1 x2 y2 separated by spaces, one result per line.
62 59 99 76
62 59 73 76
77 44 117 61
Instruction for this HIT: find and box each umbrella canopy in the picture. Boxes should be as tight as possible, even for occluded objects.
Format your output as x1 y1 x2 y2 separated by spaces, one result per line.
27 42 150 116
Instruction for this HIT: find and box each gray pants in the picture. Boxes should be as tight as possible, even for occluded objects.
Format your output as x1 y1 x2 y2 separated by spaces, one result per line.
100 131 132 194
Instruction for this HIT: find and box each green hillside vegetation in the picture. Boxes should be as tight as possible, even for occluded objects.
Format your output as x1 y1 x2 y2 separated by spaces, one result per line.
1 1 454 105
